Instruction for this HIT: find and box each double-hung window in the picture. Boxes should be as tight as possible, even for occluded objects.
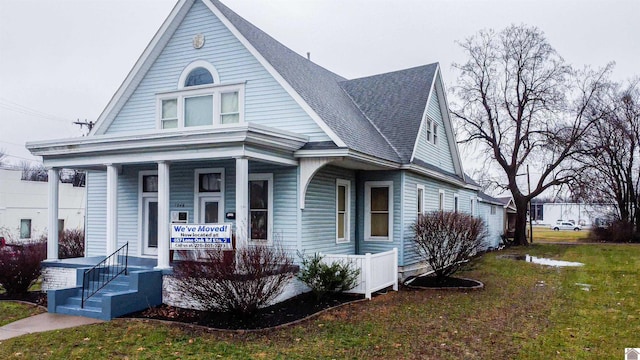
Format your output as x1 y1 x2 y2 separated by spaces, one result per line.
20 219 31 239
336 179 351 243
426 118 433 142
438 190 445 211
454 194 459 213
365 181 393 241
249 174 273 243
425 116 438 145
417 184 425 218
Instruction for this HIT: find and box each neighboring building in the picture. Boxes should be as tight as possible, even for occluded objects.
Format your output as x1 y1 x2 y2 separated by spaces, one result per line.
539 202 615 227
0 168 85 241
26 0 505 319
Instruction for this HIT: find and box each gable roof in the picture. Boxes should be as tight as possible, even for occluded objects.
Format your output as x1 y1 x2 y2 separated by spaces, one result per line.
340 64 438 163
91 0 463 168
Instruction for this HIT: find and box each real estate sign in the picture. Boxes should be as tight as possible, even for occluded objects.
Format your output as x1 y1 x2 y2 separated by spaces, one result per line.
170 223 232 250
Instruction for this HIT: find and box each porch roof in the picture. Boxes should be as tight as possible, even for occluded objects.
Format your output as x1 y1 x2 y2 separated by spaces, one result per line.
26 123 309 168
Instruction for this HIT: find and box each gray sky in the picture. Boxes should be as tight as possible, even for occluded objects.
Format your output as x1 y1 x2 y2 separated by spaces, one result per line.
1 0 638 169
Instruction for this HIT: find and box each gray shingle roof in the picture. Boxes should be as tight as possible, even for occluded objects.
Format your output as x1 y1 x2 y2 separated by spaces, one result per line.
339 64 438 163
478 192 504 205
211 0 402 163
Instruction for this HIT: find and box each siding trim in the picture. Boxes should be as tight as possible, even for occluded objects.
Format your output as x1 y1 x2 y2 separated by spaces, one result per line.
409 67 438 163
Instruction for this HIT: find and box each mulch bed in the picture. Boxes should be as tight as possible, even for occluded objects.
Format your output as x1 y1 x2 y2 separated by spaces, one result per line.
127 292 363 330
406 275 484 290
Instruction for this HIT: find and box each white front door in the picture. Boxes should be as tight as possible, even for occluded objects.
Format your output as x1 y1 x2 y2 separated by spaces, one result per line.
199 196 221 224
143 197 158 255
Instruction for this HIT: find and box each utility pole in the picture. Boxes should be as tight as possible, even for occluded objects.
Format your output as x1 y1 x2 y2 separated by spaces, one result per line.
73 119 95 135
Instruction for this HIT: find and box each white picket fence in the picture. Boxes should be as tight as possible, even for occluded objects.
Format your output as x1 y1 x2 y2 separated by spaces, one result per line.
320 248 398 299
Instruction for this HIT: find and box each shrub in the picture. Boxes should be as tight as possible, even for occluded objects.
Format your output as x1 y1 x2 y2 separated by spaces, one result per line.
412 211 487 280
0 240 47 295
38 228 85 259
171 245 297 315
297 253 360 301
588 220 639 243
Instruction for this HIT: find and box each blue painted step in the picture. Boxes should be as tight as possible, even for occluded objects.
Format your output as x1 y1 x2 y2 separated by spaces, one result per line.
47 269 163 321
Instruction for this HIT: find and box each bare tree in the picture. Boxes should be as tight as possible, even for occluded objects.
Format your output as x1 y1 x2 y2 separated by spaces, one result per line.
451 24 611 245
572 79 640 233
0 148 6 166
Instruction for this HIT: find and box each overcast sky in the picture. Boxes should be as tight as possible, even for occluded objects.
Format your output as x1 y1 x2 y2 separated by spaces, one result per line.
1 0 638 170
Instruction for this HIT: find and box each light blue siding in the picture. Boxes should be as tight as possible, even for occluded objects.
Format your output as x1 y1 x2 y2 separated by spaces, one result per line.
86 171 106 257
413 88 455 173
356 171 402 260
301 166 357 256
105 0 330 141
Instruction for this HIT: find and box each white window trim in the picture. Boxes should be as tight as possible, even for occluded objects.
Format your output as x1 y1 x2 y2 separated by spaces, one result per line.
156 83 245 130
249 173 274 244
425 117 433 143
336 179 351 244
438 189 445 211
138 170 158 257
364 181 393 242
454 193 459 213
433 122 439 145
19 219 32 239
417 184 425 218
470 196 476 216
193 168 225 224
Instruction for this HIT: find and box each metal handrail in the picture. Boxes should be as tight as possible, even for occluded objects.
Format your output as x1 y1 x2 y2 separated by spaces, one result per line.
81 242 128 308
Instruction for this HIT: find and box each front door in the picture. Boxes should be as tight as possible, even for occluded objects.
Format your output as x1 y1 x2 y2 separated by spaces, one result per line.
143 197 158 255
199 197 220 224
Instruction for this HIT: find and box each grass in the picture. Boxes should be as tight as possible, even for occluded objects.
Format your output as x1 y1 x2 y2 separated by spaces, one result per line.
0 244 638 359
532 226 590 243
0 302 45 327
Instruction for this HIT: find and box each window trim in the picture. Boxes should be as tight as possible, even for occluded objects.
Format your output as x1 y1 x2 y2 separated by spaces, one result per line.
156 82 245 130
417 184 425 218
248 173 274 244
433 122 439 145
438 189 445 211
426 117 433 142
364 181 393 242
193 168 225 225
138 170 158 257
336 179 351 244
470 196 476 216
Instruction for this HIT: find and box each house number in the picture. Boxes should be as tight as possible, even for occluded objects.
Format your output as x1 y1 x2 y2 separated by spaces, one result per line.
175 203 185 208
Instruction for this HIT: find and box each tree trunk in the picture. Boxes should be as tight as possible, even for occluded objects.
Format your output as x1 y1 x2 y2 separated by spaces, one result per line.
513 197 530 246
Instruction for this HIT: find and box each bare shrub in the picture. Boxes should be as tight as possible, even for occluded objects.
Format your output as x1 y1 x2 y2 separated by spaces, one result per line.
413 211 487 280
172 245 297 315
589 220 639 243
0 240 47 295
38 228 85 259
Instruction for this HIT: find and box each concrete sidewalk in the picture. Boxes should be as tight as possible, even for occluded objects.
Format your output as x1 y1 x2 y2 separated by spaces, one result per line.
0 313 104 340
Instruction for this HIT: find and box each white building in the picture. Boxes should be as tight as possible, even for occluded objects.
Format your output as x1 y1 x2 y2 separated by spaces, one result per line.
541 202 615 227
0 168 85 241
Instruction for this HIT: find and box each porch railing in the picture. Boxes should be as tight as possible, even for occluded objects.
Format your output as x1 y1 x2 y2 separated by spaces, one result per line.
81 242 128 308
320 248 398 299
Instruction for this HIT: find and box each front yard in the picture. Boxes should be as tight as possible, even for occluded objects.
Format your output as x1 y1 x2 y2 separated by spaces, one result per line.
0 244 638 359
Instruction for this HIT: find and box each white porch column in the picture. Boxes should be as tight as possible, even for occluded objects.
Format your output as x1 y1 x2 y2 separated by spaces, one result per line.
235 157 249 248
156 161 171 269
106 164 118 255
46 168 60 261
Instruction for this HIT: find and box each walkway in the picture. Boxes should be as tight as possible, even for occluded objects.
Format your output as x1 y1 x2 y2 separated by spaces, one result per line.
0 312 103 340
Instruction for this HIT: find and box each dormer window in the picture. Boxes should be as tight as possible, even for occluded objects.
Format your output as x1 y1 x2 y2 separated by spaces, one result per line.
157 61 243 129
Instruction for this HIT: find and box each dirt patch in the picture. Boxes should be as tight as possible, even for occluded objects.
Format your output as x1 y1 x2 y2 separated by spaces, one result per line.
127 292 363 331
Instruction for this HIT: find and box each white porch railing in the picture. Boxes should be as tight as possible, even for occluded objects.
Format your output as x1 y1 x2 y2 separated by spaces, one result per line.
320 248 398 300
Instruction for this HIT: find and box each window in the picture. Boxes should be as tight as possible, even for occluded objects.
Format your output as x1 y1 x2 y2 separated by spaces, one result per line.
470 198 476 216
433 123 439 145
158 85 243 129
438 190 445 211
426 118 433 142
142 175 158 193
198 173 222 192
58 219 65 238
220 91 239 124
20 219 31 239
417 185 425 218
194 168 224 225
491 205 497 215
336 179 351 243
161 99 178 129
184 67 214 87
249 174 273 243
184 95 214 127
365 181 393 241
454 194 459 213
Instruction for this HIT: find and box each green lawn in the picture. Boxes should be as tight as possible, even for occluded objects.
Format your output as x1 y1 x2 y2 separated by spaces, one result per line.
532 226 591 243
0 244 638 359
0 302 45 327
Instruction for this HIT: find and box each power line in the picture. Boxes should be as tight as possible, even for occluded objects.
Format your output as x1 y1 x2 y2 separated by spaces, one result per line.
0 97 70 124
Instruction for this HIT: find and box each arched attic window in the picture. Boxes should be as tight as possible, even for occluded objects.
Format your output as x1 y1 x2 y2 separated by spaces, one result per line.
184 67 214 87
